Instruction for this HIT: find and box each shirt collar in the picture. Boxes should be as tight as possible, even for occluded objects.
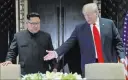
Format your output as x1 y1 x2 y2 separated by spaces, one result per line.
95 17 99 26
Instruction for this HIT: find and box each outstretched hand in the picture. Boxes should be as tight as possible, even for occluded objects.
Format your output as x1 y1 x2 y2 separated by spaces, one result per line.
44 50 56 61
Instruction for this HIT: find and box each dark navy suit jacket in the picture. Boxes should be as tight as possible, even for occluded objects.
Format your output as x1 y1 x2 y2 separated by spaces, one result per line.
56 18 125 72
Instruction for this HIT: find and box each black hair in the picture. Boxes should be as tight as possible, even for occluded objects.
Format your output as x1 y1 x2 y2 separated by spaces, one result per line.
27 12 40 20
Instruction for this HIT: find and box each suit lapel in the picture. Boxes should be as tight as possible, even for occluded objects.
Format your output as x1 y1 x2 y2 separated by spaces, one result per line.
83 23 94 45
83 23 95 56
86 23 94 43
99 18 105 45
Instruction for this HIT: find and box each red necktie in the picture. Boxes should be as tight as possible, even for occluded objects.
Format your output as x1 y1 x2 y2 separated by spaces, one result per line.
93 24 104 63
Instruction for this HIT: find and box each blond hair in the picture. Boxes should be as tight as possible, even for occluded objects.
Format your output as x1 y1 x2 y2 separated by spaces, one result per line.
82 3 99 15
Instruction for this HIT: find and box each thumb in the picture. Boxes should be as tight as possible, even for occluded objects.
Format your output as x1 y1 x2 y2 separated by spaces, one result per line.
46 50 50 53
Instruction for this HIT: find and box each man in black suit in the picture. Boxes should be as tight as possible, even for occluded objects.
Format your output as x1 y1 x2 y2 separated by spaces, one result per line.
1 12 57 75
44 3 125 76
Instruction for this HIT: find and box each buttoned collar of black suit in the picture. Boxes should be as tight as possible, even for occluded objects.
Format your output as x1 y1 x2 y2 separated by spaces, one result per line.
26 30 41 38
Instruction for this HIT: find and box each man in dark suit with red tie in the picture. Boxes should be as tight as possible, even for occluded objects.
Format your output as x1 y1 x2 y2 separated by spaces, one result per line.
44 3 125 76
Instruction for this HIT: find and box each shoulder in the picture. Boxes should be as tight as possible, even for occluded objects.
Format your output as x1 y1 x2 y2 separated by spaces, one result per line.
14 30 27 37
75 22 87 29
39 30 51 37
100 18 113 23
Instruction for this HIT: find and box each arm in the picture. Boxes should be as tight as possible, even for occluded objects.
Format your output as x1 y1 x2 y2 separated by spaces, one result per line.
44 26 78 61
112 21 125 59
55 26 78 56
6 34 18 62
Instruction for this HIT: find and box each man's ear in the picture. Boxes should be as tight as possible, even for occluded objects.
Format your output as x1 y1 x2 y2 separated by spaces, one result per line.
95 12 99 18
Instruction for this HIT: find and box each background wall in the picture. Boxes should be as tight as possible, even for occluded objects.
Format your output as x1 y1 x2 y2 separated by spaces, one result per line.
101 0 128 36
0 0 16 62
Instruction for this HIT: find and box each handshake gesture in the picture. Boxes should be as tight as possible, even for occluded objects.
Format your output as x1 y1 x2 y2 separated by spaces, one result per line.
44 50 58 61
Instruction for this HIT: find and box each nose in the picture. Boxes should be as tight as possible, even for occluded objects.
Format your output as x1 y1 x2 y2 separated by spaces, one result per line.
33 25 38 28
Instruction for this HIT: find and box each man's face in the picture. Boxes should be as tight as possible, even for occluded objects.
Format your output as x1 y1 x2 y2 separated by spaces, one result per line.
27 17 40 33
83 12 97 24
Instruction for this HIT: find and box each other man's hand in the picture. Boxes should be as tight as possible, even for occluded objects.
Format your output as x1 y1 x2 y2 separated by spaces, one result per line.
44 50 57 61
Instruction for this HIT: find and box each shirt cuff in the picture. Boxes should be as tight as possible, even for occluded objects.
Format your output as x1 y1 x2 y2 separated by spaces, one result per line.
54 51 58 58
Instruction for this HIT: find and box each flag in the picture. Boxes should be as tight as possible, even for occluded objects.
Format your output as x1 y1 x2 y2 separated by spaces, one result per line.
122 13 128 80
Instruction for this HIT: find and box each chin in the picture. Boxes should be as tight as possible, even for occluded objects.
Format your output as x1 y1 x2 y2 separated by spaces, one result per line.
88 21 94 24
87 22 91 24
